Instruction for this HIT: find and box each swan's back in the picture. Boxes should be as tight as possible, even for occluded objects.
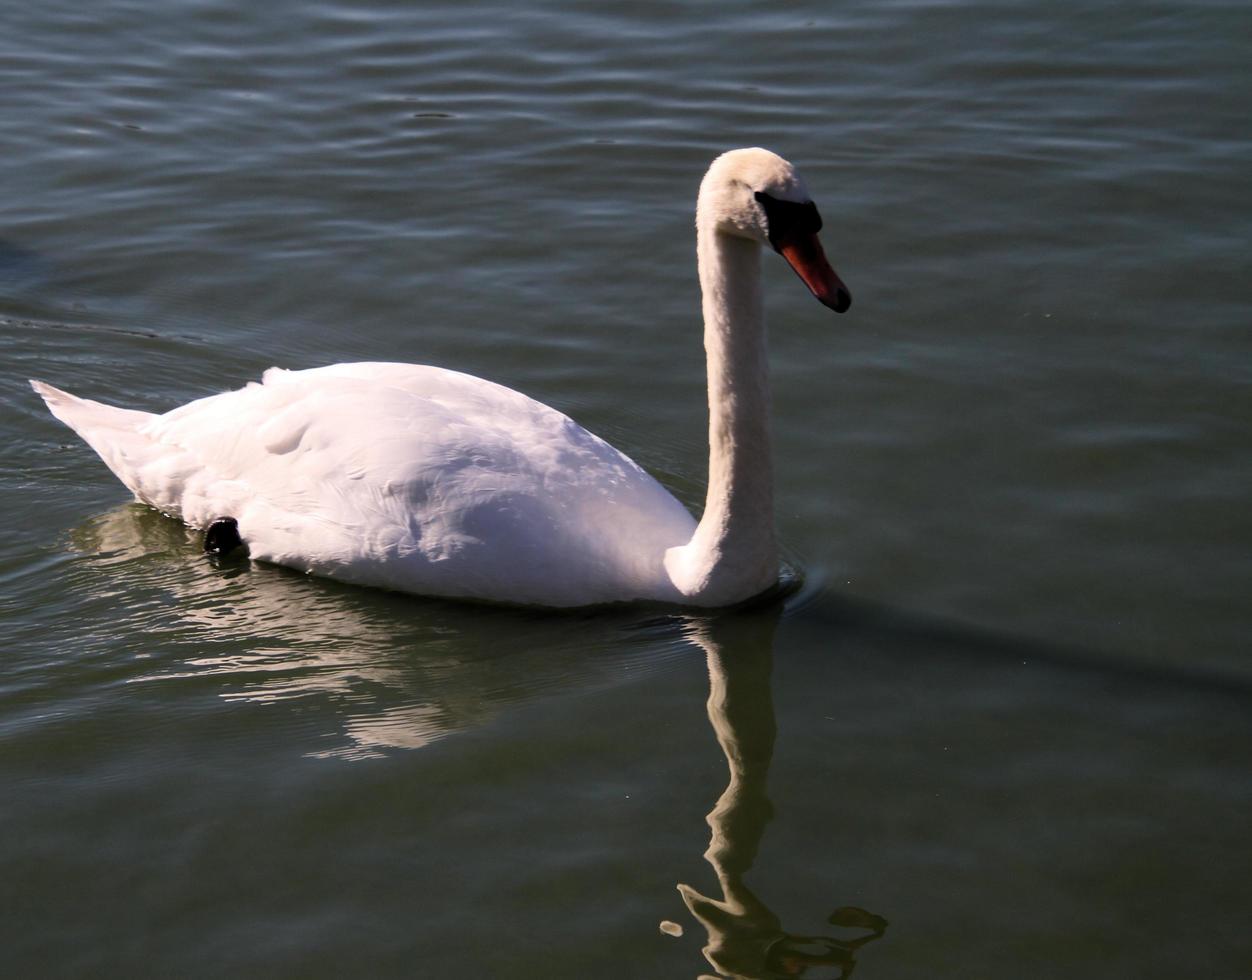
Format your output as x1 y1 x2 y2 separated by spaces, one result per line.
35 363 696 606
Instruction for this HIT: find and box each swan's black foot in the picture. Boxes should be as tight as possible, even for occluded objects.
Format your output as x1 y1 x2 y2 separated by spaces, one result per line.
204 517 243 555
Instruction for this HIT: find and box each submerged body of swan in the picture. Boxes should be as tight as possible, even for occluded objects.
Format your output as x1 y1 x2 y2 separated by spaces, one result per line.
32 148 850 607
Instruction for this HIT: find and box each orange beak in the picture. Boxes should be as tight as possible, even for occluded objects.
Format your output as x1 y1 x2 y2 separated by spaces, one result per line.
777 233 851 313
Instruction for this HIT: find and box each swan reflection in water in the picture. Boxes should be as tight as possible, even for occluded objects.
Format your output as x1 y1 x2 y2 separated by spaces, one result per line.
67 504 693 760
69 505 884 976
673 610 886 979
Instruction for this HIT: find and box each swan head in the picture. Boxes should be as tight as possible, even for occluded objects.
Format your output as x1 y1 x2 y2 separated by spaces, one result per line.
698 148 851 313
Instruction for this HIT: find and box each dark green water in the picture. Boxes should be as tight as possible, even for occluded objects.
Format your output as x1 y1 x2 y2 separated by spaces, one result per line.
2 2 1249 977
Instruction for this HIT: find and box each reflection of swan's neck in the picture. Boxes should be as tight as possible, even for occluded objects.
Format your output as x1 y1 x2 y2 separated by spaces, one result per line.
677 617 888 978
669 223 776 604
677 619 781 976
702 641 776 894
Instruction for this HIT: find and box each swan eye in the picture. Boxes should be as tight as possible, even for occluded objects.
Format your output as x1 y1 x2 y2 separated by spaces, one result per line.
754 191 823 250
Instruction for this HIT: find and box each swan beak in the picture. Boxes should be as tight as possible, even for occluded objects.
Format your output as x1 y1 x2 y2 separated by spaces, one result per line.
778 234 852 313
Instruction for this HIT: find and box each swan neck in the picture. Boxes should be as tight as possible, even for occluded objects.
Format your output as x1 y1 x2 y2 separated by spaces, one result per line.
671 224 776 604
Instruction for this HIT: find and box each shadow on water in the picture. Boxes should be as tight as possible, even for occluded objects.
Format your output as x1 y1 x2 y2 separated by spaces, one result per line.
673 609 888 979
795 587 1252 699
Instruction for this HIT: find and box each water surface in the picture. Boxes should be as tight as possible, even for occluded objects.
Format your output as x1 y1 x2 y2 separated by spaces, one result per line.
1 1 1249 977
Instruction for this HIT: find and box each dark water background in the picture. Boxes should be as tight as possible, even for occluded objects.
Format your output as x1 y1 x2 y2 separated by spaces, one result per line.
1 2 1249 977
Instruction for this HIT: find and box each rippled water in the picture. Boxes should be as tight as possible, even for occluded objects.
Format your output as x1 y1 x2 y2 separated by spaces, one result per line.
2 1 1249 977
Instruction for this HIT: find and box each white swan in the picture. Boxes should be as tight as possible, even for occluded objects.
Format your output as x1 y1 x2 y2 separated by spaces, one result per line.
31 148 850 607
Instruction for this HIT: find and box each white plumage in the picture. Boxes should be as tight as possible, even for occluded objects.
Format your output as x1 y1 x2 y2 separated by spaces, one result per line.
32 149 850 607
34 364 694 605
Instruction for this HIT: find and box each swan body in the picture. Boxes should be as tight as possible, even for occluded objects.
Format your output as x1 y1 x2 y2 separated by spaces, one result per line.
32 148 850 607
32 364 697 605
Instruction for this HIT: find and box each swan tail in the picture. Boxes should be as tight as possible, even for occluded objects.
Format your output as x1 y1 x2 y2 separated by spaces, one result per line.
30 380 164 505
